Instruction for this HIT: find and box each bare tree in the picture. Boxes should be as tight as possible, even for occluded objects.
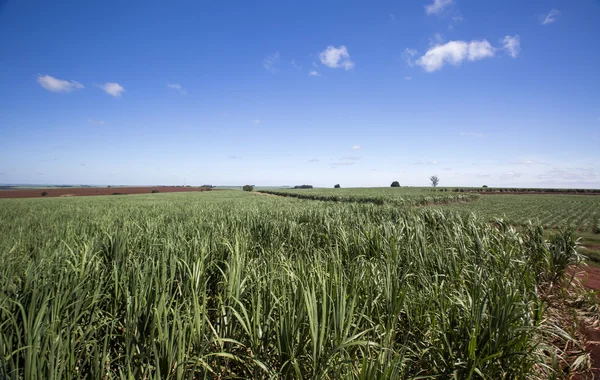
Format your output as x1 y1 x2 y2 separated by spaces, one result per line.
430 175 439 187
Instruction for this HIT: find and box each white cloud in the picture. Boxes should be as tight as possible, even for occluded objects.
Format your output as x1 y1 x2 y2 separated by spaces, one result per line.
425 0 452 15
37 75 84 93
307 159 319 163
88 119 104 125
404 76 412 80
427 160 440 165
167 83 187 94
402 48 418 67
415 40 495 72
100 83 125 97
319 46 354 70
308 70 320 76
502 35 521 58
541 9 560 25
341 156 361 160
351 145 361 150
264 52 280 72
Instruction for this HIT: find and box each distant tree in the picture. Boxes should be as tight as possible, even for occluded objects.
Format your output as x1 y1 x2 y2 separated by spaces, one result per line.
243 185 254 192
41 191 48 196
151 189 160 193
334 184 341 188
482 185 488 188
293 185 313 189
391 181 400 187
430 176 439 188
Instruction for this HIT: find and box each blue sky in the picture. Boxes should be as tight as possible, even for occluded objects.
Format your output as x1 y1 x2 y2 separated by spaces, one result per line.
1 0 599 187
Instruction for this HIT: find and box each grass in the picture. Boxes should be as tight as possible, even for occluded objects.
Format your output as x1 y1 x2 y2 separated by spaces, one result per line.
0 190 586 378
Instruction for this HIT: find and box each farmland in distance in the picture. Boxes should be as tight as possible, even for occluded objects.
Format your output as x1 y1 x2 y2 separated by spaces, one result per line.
0 190 593 378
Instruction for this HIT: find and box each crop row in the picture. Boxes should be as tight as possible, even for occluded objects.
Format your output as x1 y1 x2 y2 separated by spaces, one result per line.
440 193 600 233
257 189 479 207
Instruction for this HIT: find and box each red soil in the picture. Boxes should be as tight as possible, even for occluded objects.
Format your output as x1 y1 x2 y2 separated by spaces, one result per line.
0 186 214 199
573 265 600 377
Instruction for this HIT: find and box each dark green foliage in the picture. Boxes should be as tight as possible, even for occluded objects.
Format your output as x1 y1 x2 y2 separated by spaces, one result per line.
293 185 313 189
41 191 48 196
151 189 160 193
390 181 400 187
430 175 439 187
334 184 341 188
243 185 254 191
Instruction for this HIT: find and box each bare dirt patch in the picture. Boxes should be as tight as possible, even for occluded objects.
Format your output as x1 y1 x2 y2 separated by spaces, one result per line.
0 186 214 199
571 265 600 377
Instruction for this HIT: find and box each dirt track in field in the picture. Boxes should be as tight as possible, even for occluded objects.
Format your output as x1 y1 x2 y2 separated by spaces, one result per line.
0 186 214 199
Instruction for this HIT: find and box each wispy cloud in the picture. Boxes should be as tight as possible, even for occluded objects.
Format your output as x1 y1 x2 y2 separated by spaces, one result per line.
402 48 418 67
502 35 521 58
253 119 261 125
308 70 320 76
100 83 125 97
449 16 463 29
307 159 320 163
351 145 361 150
167 82 187 94
404 76 412 80
537 167 597 182
429 33 445 47
460 131 485 138
541 9 560 25
515 159 548 165
37 75 84 93
319 46 354 70
415 40 495 72
499 171 521 180
88 119 104 125
341 156 361 160
228 156 242 160
331 162 355 166
425 0 452 15
264 52 280 72
427 160 440 165
389 14 396 22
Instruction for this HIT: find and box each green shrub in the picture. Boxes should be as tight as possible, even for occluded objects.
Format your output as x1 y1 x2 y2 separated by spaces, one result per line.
334 184 341 188
391 181 400 187
151 189 160 193
243 185 254 192
41 191 48 196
